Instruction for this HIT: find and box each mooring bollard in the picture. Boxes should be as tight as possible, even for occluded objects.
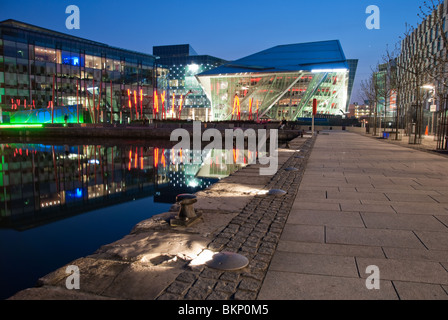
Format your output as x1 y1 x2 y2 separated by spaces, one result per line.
170 194 202 227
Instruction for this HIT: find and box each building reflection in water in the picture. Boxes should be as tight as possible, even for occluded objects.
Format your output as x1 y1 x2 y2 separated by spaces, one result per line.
0 142 252 230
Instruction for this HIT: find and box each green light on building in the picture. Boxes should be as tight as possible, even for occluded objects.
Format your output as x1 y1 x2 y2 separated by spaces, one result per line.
0 124 43 129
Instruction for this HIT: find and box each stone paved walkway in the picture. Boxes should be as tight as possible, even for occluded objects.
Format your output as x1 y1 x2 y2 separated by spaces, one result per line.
155 137 315 300
258 131 448 300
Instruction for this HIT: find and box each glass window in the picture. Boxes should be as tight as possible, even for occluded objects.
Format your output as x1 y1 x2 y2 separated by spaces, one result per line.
93 56 101 69
3 40 27 59
4 57 17 73
35 46 56 62
16 58 28 74
16 43 28 59
85 55 94 68
61 51 81 66
4 72 17 86
105 59 114 71
56 50 62 64
113 60 121 72
61 51 71 64
71 52 81 66
80 54 85 68
84 54 101 69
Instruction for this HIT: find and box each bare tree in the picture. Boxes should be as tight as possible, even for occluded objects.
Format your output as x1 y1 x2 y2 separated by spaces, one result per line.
359 70 379 135
395 21 434 144
383 46 406 140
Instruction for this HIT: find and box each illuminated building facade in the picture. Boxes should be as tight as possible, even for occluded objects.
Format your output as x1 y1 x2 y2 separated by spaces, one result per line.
153 45 227 121
349 103 371 119
196 40 358 121
0 19 157 124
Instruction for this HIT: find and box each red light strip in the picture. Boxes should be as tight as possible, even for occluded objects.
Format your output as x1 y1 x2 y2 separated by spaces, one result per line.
161 91 166 120
140 89 143 117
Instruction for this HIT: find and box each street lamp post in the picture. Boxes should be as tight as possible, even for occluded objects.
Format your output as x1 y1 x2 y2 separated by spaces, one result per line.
421 84 436 136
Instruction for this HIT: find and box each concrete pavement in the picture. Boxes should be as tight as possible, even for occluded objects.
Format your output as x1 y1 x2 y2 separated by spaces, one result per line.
258 131 448 300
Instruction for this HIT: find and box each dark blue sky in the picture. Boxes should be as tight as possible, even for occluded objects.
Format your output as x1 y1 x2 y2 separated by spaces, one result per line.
0 0 427 104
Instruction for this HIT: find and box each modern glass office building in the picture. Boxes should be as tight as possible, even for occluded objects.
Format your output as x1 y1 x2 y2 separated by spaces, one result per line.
153 44 227 121
0 19 158 124
196 40 358 121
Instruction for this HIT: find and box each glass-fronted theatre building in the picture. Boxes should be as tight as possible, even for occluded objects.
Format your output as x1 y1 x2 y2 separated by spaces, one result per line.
196 40 358 121
0 19 158 124
0 19 357 124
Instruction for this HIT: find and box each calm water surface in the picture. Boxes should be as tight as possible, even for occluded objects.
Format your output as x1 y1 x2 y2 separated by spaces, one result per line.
0 141 246 299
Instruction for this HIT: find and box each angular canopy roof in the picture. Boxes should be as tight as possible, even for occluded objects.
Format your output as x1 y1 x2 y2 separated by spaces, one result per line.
198 40 349 76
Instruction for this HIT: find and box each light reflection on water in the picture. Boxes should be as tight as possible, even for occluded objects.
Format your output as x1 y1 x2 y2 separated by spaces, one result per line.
0 142 249 299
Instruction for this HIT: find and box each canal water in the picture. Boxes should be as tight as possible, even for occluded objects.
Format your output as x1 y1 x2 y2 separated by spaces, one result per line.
0 141 248 299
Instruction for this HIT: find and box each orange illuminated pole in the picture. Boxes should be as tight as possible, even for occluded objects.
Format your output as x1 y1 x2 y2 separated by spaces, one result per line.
140 147 144 169
154 148 159 168
171 93 175 119
160 91 166 120
161 149 166 168
248 98 253 121
178 94 184 120
232 94 241 121
178 90 192 120
153 91 159 120
127 89 132 121
134 90 138 119
256 100 259 122
140 89 143 119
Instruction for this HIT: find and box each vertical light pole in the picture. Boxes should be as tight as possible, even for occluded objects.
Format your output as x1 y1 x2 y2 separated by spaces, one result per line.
421 84 435 136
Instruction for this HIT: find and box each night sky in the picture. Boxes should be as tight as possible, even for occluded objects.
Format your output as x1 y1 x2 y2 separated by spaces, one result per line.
0 0 428 104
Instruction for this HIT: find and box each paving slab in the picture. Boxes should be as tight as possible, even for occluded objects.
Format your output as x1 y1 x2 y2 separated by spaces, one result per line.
268 251 358 277
382 247 448 262
325 226 425 249
392 281 448 300
279 224 325 243
361 212 448 232
258 271 398 300
286 210 365 228
276 241 386 259
356 257 448 285
414 230 448 250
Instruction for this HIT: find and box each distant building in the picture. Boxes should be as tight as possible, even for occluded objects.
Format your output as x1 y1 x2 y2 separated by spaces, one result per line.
348 103 371 119
196 40 358 122
153 44 227 121
0 19 158 124
397 0 448 135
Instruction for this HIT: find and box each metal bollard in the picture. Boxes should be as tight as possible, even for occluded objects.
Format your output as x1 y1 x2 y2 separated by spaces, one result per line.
170 194 202 227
